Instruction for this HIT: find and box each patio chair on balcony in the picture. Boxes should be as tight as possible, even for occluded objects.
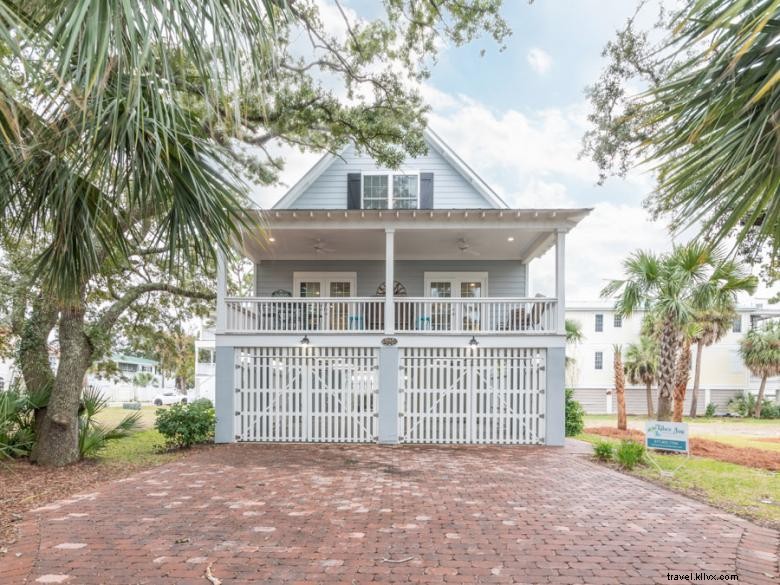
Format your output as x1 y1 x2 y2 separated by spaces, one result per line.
268 289 292 330
367 281 411 331
503 295 547 332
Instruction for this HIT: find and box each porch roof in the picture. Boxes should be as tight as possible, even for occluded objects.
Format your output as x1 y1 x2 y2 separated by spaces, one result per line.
239 208 591 263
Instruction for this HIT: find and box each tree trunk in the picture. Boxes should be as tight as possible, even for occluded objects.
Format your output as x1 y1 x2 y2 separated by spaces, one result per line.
753 375 768 418
689 341 704 418
656 316 677 421
17 295 58 454
614 348 626 430
32 307 92 467
645 381 654 419
673 339 691 422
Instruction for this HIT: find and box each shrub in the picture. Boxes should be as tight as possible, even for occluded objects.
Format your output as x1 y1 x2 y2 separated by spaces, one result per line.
704 402 717 418
0 386 35 459
728 392 780 419
615 440 646 470
593 440 614 462
79 387 142 458
155 399 215 448
565 388 585 436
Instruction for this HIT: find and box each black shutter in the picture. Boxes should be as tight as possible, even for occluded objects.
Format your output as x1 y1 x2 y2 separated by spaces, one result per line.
347 173 361 209
420 172 434 209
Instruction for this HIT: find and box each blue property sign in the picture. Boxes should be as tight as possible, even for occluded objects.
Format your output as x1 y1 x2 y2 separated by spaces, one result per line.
645 421 689 453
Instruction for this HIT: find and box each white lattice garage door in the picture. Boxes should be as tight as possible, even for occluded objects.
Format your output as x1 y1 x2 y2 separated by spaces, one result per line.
234 347 377 442
399 348 546 444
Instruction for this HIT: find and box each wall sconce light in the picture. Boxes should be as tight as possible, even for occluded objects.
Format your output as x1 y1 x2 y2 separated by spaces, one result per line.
300 335 310 346
469 336 479 348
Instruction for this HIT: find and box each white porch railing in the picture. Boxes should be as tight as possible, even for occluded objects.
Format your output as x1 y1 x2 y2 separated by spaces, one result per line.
225 297 385 333
395 297 557 334
224 297 557 334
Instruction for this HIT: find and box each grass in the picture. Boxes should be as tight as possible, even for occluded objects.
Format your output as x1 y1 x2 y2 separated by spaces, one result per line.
584 414 780 426
96 428 179 468
96 406 161 429
578 433 780 528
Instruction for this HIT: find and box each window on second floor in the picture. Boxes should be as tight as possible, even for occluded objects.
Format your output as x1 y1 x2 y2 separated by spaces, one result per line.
732 316 742 333
594 351 603 370
362 174 418 209
595 313 604 332
613 314 622 328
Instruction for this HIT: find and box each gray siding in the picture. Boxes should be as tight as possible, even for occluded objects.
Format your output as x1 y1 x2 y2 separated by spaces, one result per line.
255 260 527 297
289 143 494 209
572 387 739 416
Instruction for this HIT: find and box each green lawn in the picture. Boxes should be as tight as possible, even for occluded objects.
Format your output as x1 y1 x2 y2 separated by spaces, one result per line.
584 414 780 426
96 428 181 468
578 433 780 527
96 405 162 429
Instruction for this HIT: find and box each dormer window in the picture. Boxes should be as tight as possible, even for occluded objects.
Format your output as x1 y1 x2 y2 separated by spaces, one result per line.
362 173 418 209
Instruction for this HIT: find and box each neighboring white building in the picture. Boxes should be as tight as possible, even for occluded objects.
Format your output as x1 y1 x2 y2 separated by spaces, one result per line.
192 328 216 404
566 299 780 414
0 357 17 391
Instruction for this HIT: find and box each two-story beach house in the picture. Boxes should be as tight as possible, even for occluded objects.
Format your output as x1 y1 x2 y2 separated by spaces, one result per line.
213 130 590 446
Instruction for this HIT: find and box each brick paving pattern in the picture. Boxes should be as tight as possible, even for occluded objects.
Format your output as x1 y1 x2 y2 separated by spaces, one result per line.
1 443 778 584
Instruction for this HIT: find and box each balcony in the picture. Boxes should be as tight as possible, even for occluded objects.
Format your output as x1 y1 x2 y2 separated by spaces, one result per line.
224 296 557 334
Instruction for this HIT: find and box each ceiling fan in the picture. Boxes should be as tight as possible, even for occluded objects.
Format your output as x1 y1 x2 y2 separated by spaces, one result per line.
312 239 335 254
456 238 480 256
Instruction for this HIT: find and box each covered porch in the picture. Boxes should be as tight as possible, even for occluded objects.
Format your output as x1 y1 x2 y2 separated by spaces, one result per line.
216 208 589 336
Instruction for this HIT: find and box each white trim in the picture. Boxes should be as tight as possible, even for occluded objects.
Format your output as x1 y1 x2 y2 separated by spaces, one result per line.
272 129 506 210
215 333 566 349
292 271 357 298
423 272 489 298
361 172 420 210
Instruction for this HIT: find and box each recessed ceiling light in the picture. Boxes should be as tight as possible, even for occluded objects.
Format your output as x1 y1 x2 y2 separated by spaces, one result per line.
507 236 515 242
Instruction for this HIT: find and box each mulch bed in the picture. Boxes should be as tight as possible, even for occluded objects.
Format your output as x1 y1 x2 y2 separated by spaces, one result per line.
0 447 206 546
585 426 780 472
0 459 142 545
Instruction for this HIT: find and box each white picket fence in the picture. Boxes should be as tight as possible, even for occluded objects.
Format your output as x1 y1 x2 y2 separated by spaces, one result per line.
399 347 546 445
234 347 378 442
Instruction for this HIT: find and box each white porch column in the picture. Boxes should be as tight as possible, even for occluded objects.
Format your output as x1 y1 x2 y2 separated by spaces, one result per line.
384 228 395 335
555 230 566 335
216 249 228 333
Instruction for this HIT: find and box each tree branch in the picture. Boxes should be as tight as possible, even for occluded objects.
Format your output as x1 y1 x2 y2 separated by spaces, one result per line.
94 283 215 334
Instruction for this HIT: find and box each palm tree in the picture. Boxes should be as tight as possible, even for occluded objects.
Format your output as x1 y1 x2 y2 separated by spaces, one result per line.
624 336 657 418
689 309 735 417
564 319 584 387
613 345 626 430
739 322 780 418
565 319 584 345
646 0 779 267
672 323 699 423
0 1 284 299
602 242 757 421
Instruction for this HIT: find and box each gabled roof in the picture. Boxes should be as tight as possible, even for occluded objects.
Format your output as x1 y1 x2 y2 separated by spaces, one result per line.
272 128 507 210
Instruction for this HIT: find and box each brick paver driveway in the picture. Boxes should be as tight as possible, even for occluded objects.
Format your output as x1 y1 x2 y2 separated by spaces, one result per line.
2 444 778 585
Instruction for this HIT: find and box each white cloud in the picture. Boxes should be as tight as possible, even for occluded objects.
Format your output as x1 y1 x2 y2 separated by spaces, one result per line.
527 47 553 74
531 202 681 300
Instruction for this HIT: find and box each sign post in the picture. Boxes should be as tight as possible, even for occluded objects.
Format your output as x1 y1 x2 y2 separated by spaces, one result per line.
644 421 690 476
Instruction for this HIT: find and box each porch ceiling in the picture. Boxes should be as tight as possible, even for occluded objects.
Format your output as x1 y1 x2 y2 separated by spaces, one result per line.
239 208 590 262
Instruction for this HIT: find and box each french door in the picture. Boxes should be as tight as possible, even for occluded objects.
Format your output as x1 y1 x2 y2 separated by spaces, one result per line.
424 272 488 331
293 272 357 330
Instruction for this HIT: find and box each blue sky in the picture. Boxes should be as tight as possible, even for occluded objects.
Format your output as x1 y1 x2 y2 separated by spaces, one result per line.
256 1 773 302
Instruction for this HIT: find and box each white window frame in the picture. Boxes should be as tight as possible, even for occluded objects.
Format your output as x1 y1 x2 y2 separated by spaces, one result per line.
594 351 603 370
423 272 489 297
292 272 357 298
595 313 604 332
361 172 420 210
